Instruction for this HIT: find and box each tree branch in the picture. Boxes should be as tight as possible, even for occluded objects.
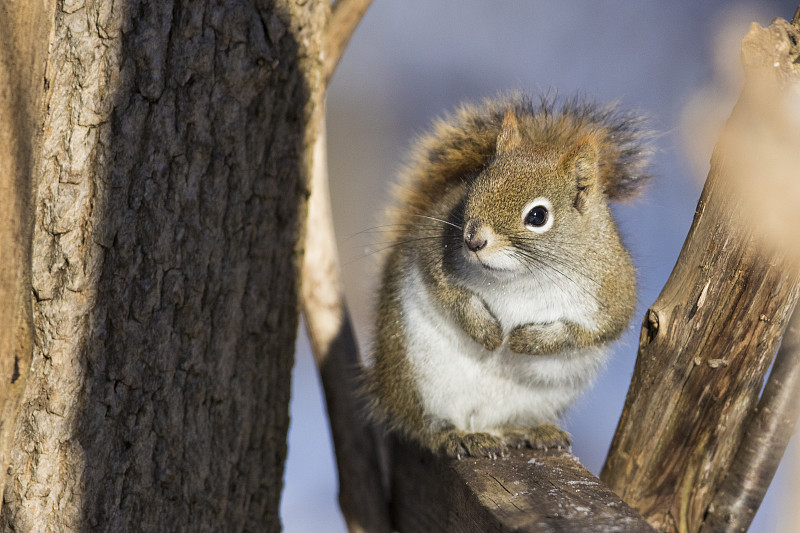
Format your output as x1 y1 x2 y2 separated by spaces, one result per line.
302 3 389 532
324 0 373 86
602 14 800 533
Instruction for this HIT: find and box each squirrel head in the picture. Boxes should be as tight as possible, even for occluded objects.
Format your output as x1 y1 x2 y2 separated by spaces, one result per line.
460 109 608 275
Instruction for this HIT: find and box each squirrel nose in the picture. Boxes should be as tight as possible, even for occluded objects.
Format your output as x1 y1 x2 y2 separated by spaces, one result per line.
464 222 488 253
465 235 487 252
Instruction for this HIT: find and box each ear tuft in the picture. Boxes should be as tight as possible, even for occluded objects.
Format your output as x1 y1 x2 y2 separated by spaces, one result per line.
496 109 522 154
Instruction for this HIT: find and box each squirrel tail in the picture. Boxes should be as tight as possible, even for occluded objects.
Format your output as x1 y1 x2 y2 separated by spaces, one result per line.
396 92 652 218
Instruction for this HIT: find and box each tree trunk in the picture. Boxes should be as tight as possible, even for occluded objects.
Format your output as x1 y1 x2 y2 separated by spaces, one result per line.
1 0 326 531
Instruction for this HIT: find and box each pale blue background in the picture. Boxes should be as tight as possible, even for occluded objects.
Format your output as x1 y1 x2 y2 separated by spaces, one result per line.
282 1 800 531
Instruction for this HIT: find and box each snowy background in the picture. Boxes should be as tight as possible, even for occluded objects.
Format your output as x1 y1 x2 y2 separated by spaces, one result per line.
281 2 800 531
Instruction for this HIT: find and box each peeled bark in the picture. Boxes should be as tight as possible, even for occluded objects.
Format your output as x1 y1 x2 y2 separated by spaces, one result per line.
1 1 326 531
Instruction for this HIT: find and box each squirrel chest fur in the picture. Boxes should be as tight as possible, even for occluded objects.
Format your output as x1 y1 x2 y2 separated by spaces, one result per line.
367 94 650 458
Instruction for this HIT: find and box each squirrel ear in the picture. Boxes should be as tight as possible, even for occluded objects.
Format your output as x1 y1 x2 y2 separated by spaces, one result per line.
559 137 599 213
496 109 522 154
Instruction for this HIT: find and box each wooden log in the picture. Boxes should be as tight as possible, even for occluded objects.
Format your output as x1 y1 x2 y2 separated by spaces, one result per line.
391 438 655 532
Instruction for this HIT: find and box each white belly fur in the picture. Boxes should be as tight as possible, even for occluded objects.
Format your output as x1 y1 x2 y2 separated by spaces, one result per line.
402 265 608 433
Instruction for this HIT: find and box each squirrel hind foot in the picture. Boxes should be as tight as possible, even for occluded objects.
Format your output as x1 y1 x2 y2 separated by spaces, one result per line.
420 424 571 458
425 429 509 459
501 423 572 451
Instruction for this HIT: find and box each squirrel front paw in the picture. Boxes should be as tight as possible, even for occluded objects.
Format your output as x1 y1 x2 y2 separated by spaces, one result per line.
470 317 503 351
459 295 503 351
507 322 566 355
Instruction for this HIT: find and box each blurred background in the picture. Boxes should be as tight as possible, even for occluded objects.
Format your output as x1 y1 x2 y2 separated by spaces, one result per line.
282 1 800 531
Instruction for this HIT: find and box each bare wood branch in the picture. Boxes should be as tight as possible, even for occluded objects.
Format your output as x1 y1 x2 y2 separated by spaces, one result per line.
301 111 391 533
390 438 655 532
0 1 55 511
700 17 800 523
302 3 389 531
324 0 373 85
700 307 800 532
602 15 800 533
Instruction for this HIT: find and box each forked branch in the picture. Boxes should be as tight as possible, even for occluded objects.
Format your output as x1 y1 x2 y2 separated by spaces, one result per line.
602 12 800 533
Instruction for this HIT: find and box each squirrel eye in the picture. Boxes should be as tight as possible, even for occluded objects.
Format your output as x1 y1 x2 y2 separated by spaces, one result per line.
522 198 553 233
525 206 548 226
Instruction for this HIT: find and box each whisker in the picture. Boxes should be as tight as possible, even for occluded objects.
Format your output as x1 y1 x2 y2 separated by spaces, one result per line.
510 248 604 307
413 214 463 231
345 229 465 265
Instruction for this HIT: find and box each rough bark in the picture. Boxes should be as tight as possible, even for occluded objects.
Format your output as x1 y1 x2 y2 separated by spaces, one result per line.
1 1 326 531
602 17 800 533
0 0 56 509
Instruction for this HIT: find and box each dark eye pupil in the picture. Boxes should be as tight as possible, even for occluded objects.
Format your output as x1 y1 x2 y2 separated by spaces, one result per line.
525 206 548 227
